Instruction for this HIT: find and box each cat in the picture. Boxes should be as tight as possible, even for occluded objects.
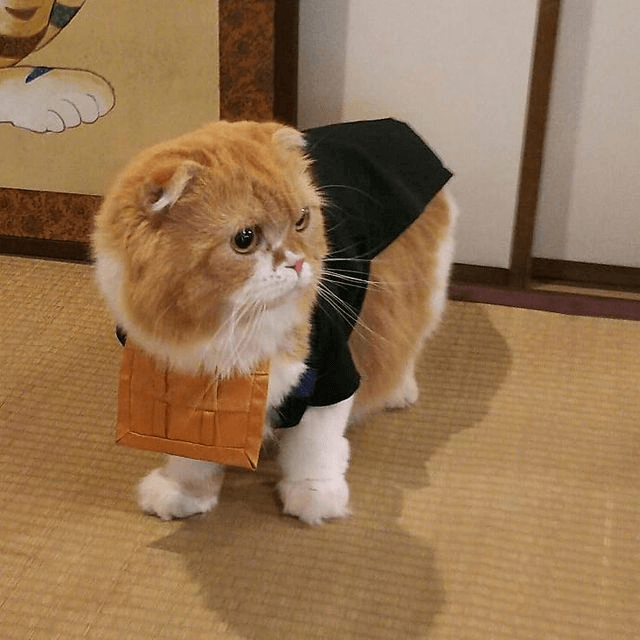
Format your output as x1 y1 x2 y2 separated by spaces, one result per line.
92 118 457 525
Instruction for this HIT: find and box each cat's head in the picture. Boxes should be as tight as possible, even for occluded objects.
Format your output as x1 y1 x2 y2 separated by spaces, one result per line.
93 121 326 365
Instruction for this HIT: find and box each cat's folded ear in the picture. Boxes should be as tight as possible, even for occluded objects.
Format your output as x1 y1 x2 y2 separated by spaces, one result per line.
272 125 306 152
143 160 202 215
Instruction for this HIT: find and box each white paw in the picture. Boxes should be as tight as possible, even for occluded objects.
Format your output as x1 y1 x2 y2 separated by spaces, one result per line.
137 468 219 521
385 374 419 409
0 66 115 133
278 477 350 525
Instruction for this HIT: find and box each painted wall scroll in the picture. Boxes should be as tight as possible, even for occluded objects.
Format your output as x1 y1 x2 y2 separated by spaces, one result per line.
0 0 219 195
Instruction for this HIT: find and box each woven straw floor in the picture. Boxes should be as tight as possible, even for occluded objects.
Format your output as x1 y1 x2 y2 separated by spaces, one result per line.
1 255 638 639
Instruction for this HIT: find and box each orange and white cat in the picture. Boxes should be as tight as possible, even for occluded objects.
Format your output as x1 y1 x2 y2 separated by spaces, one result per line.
93 119 456 525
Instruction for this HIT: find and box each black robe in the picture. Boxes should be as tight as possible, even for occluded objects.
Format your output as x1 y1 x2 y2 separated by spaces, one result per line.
273 118 452 428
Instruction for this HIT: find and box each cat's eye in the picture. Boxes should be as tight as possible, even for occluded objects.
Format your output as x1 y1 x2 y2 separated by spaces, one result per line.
232 227 261 254
295 207 310 232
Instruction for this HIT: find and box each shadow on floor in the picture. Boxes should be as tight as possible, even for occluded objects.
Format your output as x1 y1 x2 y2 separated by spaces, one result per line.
152 303 511 639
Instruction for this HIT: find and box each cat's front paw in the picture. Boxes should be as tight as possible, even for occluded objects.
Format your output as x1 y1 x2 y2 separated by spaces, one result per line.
278 477 350 525
137 468 220 521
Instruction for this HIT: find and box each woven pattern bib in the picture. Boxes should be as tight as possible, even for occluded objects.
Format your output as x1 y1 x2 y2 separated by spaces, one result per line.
117 343 269 469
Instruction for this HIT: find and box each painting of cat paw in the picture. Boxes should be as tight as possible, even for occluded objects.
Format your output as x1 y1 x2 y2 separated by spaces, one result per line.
137 468 221 521
278 478 351 526
0 66 114 132
0 0 114 133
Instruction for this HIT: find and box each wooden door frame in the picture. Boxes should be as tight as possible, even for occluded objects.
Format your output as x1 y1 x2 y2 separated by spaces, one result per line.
508 0 563 289
452 0 563 291
451 0 640 319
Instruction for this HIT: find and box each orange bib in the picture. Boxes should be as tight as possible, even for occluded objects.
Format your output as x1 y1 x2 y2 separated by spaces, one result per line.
116 342 269 469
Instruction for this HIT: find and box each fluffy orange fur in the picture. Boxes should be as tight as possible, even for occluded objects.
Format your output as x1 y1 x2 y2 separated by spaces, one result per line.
94 121 323 360
93 119 453 414
351 190 452 418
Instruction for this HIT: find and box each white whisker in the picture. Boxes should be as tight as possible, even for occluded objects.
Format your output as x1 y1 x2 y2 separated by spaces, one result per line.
321 268 384 291
213 296 259 372
320 183 385 208
316 282 388 349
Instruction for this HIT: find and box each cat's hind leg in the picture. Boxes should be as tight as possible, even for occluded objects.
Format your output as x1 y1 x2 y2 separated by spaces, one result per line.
382 212 454 413
384 360 420 410
137 456 224 520
350 189 456 420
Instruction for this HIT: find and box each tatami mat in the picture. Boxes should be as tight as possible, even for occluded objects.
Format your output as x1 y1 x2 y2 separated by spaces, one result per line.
1 255 638 639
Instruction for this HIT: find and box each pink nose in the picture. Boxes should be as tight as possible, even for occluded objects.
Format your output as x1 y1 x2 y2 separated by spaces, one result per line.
293 259 304 274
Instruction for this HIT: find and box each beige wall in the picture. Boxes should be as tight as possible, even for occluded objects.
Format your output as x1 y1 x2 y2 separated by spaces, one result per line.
299 0 538 268
534 0 640 268
0 0 219 196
